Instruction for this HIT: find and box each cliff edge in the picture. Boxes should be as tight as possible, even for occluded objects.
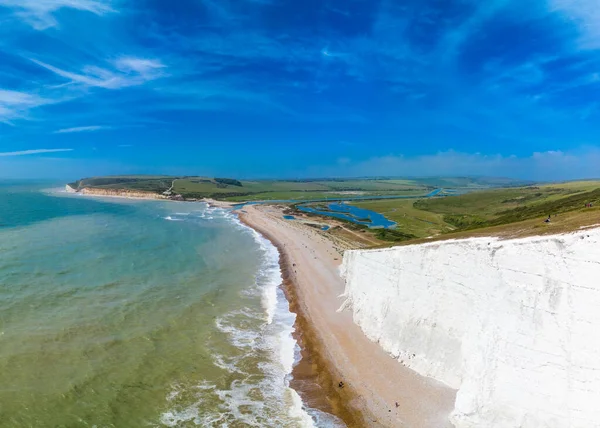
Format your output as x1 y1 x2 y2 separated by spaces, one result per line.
341 228 600 428
65 185 166 200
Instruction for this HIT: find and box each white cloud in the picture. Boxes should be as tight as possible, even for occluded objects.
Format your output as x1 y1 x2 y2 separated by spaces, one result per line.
31 57 166 90
0 148 73 156
115 57 166 78
549 0 600 49
54 125 108 133
0 89 48 122
31 59 125 89
0 0 115 30
318 149 600 181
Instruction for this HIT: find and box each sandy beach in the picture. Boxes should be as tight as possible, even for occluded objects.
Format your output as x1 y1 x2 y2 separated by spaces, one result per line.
238 204 456 428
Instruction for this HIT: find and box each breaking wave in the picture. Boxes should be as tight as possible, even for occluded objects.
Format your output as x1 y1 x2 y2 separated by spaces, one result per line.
159 204 342 427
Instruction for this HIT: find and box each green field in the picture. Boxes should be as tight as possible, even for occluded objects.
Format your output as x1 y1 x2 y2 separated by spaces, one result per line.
172 178 437 200
68 175 600 245
70 175 523 201
349 199 452 238
69 176 174 193
351 181 600 242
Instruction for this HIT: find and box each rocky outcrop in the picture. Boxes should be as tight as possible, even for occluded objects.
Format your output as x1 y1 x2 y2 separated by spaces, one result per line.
341 229 600 428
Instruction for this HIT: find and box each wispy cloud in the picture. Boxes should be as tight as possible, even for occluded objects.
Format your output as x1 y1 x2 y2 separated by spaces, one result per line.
3 0 600 179
0 89 48 123
54 125 109 134
0 0 115 30
30 57 166 90
318 149 600 181
114 57 166 77
549 0 600 49
0 148 73 156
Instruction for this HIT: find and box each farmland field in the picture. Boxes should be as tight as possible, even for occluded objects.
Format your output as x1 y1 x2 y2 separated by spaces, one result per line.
69 175 525 201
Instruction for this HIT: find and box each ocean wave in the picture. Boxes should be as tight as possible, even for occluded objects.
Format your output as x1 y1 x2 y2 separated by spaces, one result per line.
159 210 323 427
232 214 318 427
215 313 261 349
41 187 70 195
161 205 233 225
212 353 248 375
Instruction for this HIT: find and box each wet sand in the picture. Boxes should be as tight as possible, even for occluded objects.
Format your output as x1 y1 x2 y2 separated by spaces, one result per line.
238 204 456 428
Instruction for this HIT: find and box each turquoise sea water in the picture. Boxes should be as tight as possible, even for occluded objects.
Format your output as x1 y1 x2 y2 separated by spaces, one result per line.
0 182 341 427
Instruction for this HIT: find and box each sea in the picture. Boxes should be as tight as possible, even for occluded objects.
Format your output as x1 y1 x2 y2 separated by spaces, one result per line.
0 181 343 427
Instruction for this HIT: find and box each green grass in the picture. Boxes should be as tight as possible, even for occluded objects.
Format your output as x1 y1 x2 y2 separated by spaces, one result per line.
71 176 174 193
485 188 600 227
70 175 600 245
382 206 600 248
410 176 532 188
74 176 449 201
173 179 433 199
353 181 600 243
221 189 429 202
372 228 417 242
350 199 451 239
71 175 528 201
413 184 597 228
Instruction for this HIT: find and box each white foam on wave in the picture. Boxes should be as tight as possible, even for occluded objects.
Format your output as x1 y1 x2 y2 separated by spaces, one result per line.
160 405 200 427
232 216 318 427
42 187 70 195
212 353 247 375
160 382 218 427
159 206 343 427
249 228 281 325
215 312 261 349
163 204 214 223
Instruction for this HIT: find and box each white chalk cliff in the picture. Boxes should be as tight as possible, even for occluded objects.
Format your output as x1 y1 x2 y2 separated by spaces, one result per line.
340 228 600 428
65 185 166 200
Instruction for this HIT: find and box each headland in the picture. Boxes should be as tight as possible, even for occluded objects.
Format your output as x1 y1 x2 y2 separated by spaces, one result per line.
66 174 600 427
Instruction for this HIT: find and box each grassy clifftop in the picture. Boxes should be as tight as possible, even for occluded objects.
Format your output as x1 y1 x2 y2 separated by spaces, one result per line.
68 175 600 245
68 176 173 193
351 181 600 244
68 175 525 201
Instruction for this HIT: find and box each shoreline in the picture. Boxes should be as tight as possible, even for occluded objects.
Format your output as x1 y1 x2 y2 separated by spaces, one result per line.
238 211 362 426
64 185 457 425
62 187 239 207
238 205 457 428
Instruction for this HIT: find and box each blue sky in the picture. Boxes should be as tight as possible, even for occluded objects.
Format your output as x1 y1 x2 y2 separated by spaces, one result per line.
2 0 600 180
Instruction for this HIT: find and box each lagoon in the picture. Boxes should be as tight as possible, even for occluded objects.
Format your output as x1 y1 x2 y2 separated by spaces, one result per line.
298 203 396 229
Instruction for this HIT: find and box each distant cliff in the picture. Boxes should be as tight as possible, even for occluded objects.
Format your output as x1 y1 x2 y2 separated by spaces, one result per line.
341 229 600 428
65 185 166 200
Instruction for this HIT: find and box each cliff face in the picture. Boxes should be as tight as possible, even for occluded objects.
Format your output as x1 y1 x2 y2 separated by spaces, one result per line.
77 187 166 199
341 229 600 428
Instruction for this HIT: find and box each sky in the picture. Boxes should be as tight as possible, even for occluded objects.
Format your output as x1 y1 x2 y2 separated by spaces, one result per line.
2 0 600 180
